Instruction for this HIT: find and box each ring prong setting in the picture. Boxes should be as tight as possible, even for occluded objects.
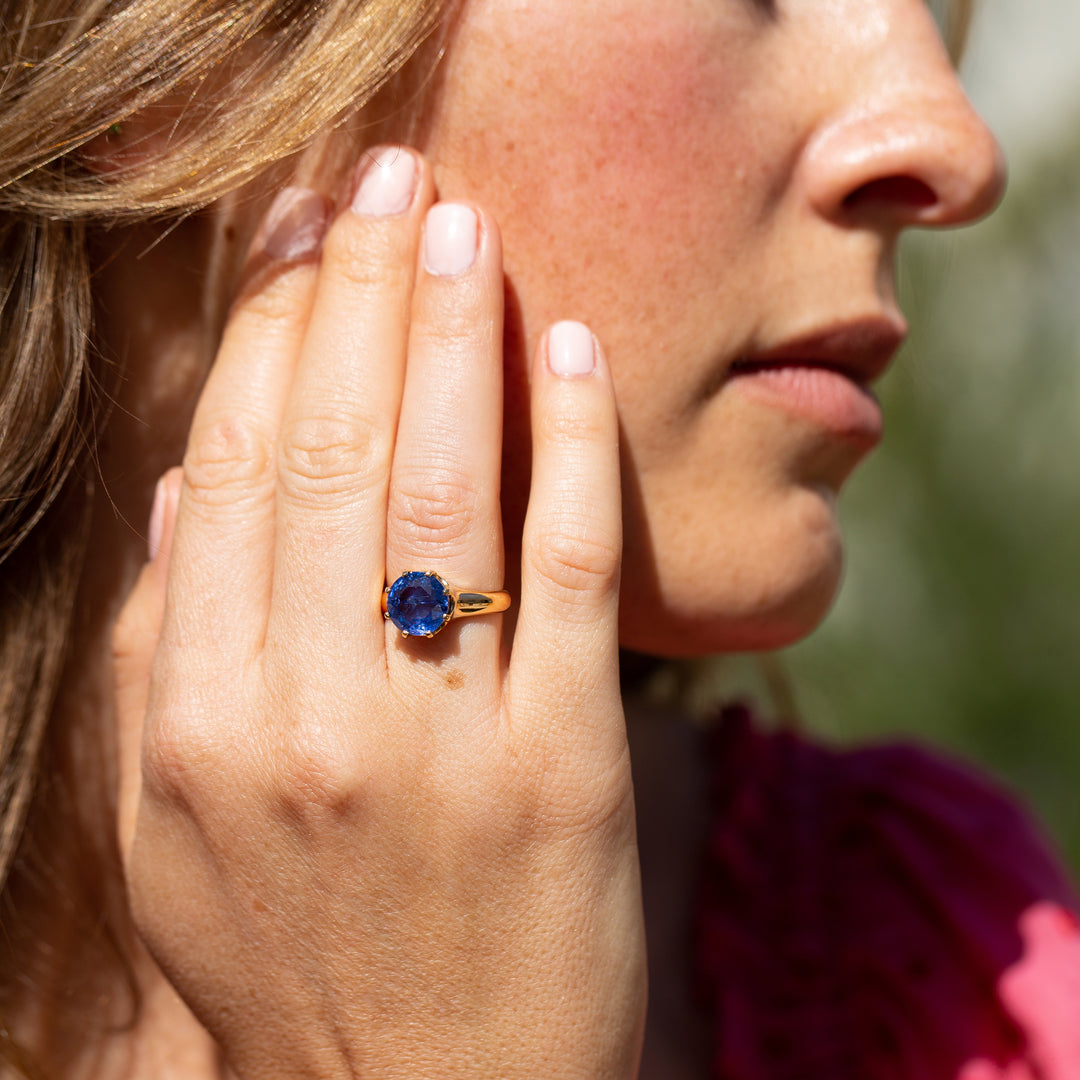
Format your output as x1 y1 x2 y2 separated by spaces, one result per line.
384 570 453 638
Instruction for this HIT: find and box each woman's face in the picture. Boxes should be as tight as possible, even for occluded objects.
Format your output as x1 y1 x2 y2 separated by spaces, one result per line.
416 0 1004 655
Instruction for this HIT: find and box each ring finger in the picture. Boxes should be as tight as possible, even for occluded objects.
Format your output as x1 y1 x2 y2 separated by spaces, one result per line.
384 200 506 679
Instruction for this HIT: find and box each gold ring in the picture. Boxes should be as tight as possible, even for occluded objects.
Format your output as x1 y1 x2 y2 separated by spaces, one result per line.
382 570 511 639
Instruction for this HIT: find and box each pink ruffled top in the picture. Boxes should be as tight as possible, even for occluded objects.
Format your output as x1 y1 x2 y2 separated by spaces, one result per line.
695 706 1080 1079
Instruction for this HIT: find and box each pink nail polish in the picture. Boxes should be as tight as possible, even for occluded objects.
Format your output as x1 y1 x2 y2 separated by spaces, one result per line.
424 204 478 277
548 321 596 377
259 187 330 260
351 148 418 217
147 475 168 561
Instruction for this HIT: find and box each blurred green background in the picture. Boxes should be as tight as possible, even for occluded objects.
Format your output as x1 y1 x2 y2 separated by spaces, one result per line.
787 0 1080 871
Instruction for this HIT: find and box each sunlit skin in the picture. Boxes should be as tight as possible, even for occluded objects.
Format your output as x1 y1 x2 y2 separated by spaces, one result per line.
95 0 1004 661
420 0 1004 654
73 1 1006 1076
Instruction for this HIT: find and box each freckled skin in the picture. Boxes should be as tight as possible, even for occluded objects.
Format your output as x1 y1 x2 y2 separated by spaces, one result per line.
418 0 1003 655
73 12 1005 1068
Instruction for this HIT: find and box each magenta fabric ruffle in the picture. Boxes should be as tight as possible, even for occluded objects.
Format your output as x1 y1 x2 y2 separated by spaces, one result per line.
695 705 1080 1079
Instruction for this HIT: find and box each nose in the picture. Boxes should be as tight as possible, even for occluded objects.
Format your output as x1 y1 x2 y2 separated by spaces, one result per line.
799 24 1006 230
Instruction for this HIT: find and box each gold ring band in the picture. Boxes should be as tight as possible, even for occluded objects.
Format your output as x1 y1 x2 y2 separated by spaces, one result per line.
382 570 511 639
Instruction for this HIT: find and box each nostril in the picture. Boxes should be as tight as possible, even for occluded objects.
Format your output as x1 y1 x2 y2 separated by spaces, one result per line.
804 99 1006 229
843 175 938 213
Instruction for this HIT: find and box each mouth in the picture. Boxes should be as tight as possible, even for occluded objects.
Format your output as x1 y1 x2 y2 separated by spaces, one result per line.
729 315 908 385
724 316 908 445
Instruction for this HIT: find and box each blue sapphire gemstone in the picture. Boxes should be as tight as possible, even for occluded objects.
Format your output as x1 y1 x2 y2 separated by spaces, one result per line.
385 571 453 637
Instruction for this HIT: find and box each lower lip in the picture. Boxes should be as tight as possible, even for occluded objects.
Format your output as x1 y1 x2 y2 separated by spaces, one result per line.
726 365 883 446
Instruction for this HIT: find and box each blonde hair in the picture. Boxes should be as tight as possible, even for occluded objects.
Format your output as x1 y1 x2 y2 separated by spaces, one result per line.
0 0 451 1067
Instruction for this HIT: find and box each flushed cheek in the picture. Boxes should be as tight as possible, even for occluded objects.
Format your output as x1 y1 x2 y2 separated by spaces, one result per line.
426 4 777 395
422 3 852 650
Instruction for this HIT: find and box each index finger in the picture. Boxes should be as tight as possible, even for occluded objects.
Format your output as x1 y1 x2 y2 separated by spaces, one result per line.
164 186 330 669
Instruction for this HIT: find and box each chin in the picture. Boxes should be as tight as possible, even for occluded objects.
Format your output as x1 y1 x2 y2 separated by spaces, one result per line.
618 484 846 658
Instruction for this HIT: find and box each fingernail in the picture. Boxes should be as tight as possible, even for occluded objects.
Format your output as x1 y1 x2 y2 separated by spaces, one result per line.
259 186 330 260
424 203 478 277
548 321 596 377
147 475 168 561
351 147 418 217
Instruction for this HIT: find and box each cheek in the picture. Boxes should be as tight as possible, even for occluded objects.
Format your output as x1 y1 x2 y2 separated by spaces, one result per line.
421 3 846 651
426 4 773 376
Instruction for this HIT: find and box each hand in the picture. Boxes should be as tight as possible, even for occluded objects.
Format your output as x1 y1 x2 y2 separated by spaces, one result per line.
112 147 646 1080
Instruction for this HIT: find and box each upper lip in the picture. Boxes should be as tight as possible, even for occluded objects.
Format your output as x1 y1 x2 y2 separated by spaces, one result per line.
730 315 908 387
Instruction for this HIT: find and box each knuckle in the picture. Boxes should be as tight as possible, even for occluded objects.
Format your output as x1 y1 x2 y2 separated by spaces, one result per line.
529 519 620 602
277 411 388 503
140 709 228 811
262 677 380 827
411 310 493 358
236 272 311 331
274 743 374 829
388 470 484 554
535 406 608 448
184 414 275 505
501 739 636 840
545 771 636 842
321 218 414 297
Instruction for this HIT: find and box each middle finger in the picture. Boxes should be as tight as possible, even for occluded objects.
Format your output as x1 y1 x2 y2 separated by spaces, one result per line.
267 147 433 667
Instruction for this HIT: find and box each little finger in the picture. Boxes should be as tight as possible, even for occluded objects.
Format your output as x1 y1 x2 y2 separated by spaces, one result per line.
510 322 623 756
